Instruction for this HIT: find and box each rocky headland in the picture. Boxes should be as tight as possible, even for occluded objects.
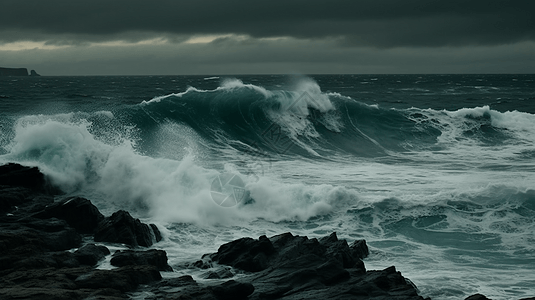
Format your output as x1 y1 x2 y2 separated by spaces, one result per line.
0 67 40 76
0 163 531 300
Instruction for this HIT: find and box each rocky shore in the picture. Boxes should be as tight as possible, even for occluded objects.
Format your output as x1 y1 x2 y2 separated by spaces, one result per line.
0 163 529 300
0 67 40 76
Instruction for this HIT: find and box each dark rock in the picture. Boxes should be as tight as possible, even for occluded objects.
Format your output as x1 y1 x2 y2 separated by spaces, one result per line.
0 266 92 290
465 294 491 300
33 196 105 234
0 163 46 191
194 257 214 269
0 166 169 299
153 275 197 288
0 218 81 255
150 223 163 242
94 210 159 247
0 67 28 76
203 266 234 279
203 232 425 300
209 234 275 272
320 232 364 269
75 265 161 292
0 186 32 213
210 280 254 300
0 219 82 272
74 244 110 266
0 288 87 300
30 70 40 76
110 249 172 271
465 294 492 300
350 239 369 260
144 276 252 300
13 251 80 270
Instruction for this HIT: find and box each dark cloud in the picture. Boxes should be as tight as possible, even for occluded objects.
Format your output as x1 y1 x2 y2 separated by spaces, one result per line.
1 0 534 47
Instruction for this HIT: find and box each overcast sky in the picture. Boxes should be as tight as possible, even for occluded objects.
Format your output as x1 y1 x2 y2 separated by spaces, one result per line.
1 0 534 75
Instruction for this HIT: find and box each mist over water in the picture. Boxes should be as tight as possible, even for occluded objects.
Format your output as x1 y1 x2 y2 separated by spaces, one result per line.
1 74 534 299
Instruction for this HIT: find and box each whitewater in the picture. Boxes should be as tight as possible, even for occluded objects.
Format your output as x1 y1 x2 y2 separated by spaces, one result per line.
1 74 534 299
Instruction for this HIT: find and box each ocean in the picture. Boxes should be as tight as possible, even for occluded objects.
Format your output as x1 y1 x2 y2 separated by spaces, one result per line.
1 74 534 299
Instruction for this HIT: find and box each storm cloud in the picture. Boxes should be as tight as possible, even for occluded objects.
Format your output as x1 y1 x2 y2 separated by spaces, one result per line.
2 0 534 46
1 0 534 75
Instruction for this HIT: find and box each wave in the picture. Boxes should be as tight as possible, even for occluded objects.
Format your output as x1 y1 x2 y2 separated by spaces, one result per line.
130 77 535 161
1 77 534 226
0 111 358 225
345 185 535 259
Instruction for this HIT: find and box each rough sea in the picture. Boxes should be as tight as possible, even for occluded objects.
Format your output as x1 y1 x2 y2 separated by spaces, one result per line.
1 74 534 299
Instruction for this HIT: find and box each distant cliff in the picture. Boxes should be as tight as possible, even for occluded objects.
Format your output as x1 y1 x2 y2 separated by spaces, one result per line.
0 67 40 76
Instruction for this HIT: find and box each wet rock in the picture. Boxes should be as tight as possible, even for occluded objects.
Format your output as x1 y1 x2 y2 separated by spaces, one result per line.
75 265 162 292
33 197 105 234
203 232 425 300
0 218 81 255
0 163 168 300
350 239 370 260
0 187 32 213
465 294 492 300
209 280 254 300
202 266 234 279
320 232 365 269
150 223 163 242
110 249 172 271
0 163 45 191
144 276 252 300
74 244 110 266
12 251 80 270
209 234 275 272
94 210 160 247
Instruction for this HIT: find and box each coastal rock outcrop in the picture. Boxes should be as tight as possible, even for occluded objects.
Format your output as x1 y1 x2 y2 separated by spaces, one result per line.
111 249 173 271
0 163 47 191
4 162 528 300
0 163 169 299
33 196 105 234
74 244 111 266
0 67 28 76
199 232 423 300
94 210 162 247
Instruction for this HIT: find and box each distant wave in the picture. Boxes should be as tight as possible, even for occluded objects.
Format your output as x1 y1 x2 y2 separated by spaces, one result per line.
134 77 535 160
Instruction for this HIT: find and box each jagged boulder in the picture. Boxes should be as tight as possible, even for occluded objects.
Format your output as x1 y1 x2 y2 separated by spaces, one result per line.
110 249 172 271
208 234 275 272
33 197 105 234
94 210 161 247
200 232 426 300
0 163 46 191
74 244 110 266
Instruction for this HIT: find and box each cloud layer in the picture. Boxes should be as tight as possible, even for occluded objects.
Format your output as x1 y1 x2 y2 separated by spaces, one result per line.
1 1 534 74
2 0 534 47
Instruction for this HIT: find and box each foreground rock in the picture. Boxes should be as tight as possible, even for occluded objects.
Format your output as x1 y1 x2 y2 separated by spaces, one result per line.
204 232 425 300
94 210 162 247
142 232 426 300
33 196 105 234
111 249 173 271
6 163 529 300
0 163 168 299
